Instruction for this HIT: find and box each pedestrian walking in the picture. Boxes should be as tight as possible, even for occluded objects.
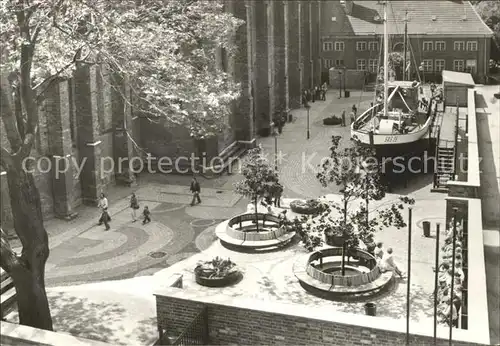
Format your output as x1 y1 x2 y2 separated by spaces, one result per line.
142 206 151 224
350 111 355 126
352 104 357 118
311 88 316 102
190 177 201 206
321 82 327 101
130 192 139 222
341 110 346 127
97 193 110 230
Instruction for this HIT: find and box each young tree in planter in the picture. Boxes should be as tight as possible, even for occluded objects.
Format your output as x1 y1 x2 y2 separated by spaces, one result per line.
234 146 282 231
316 136 414 276
0 0 241 330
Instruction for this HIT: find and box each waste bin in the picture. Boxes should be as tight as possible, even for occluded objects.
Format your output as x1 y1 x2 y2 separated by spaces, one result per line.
364 302 376 316
288 113 293 122
423 221 431 237
344 90 350 98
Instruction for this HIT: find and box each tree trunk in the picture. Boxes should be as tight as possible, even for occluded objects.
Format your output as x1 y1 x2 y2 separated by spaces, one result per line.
254 198 259 232
341 198 348 276
1 162 53 330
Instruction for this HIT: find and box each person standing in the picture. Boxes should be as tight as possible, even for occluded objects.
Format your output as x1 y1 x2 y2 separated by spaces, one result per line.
341 110 346 127
352 104 357 118
130 192 139 222
142 206 151 225
190 177 201 206
97 193 110 230
321 82 328 101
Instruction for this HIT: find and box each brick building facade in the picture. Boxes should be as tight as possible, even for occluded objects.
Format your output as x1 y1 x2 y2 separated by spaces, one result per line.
0 0 321 225
320 0 493 87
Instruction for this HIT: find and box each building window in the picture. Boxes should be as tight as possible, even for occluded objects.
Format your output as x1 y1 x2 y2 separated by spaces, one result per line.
324 59 334 69
368 41 379 51
466 59 477 73
368 59 378 72
454 41 465 51
422 59 433 72
435 41 446 51
335 41 345 51
335 59 344 67
423 41 433 51
467 41 478 51
357 59 366 71
356 41 367 51
323 41 334 51
435 59 445 72
453 60 465 72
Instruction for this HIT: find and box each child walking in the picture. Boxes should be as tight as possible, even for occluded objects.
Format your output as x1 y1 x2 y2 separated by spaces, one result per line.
142 206 151 225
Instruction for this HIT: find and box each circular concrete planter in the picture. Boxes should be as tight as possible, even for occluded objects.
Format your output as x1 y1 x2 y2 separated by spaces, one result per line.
194 271 241 287
290 200 323 215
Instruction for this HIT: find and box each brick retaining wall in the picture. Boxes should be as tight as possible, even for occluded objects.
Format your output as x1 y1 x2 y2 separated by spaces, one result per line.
155 288 488 345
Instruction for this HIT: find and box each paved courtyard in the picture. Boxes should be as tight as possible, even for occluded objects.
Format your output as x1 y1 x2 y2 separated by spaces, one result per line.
28 89 381 287
5 89 492 344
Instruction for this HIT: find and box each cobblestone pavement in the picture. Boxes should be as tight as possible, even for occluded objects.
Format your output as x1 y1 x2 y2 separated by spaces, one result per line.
32 89 435 287
257 90 374 199
43 184 248 286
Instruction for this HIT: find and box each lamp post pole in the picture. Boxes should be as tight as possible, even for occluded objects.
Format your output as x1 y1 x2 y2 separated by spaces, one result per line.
273 128 279 172
306 105 311 140
338 70 342 98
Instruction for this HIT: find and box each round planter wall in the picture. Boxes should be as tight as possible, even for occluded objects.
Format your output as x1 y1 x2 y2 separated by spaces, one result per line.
195 271 241 287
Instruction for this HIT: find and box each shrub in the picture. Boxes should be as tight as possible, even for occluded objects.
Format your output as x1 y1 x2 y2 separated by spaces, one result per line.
323 116 342 126
194 257 238 279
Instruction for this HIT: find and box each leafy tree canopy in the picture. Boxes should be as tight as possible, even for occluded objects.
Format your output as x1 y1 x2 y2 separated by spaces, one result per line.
234 146 282 202
0 0 243 139
475 0 500 46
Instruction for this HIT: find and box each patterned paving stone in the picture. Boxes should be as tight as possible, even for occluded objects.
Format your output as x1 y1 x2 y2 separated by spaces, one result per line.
184 205 244 220
46 221 174 280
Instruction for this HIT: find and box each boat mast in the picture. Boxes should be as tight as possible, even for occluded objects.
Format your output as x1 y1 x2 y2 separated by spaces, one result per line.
383 1 388 118
403 10 408 81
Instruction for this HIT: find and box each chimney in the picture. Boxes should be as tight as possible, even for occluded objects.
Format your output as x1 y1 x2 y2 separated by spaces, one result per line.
340 0 354 15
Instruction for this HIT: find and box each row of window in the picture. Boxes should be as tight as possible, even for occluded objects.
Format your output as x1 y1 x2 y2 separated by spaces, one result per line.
323 41 378 52
420 59 477 73
323 40 478 52
323 58 478 73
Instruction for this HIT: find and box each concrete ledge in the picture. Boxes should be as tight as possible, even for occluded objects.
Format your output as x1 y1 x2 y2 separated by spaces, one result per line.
0 321 117 346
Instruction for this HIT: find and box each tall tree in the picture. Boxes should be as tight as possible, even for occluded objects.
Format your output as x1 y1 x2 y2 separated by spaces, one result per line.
0 0 242 330
234 146 282 231
316 136 413 275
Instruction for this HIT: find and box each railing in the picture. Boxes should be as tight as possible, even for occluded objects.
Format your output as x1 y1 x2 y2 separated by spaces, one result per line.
433 123 441 188
171 306 208 345
453 102 460 181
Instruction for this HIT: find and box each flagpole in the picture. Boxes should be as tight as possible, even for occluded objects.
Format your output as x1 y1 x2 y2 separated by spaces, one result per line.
433 223 441 345
406 207 413 345
403 10 408 81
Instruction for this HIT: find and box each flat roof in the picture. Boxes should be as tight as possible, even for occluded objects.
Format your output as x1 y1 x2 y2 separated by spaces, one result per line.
442 70 475 86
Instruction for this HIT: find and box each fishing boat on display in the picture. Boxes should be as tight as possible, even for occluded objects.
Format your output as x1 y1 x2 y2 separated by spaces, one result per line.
351 1 436 152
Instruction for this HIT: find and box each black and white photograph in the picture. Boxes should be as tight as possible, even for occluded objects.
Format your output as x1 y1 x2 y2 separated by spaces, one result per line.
0 1 499 345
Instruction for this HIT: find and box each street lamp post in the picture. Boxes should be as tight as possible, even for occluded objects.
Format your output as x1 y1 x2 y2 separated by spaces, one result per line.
306 104 311 140
273 128 279 172
338 70 342 98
